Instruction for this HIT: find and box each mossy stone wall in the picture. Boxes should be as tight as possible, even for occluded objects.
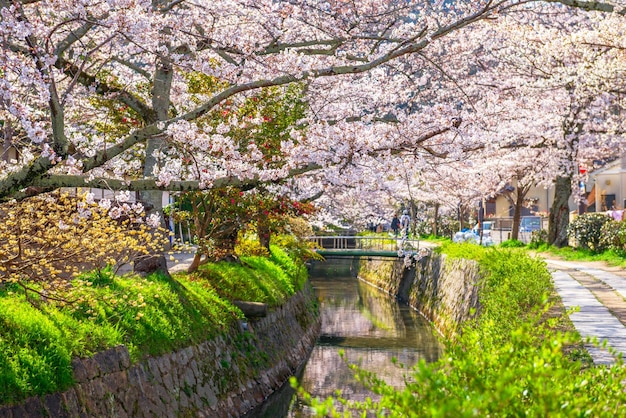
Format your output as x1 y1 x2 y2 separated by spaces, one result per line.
358 253 482 337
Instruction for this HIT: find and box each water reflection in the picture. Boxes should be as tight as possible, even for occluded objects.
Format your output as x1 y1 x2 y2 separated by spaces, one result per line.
288 259 443 413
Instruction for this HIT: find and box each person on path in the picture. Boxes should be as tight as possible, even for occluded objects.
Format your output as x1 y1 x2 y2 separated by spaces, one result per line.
610 205 624 222
400 210 411 239
391 214 400 237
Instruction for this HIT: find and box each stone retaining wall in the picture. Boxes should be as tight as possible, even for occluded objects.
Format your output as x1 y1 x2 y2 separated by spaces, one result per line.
357 252 483 337
0 284 321 418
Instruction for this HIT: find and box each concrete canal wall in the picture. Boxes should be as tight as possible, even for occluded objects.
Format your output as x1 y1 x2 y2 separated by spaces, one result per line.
0 284 321 418
358 252 483 337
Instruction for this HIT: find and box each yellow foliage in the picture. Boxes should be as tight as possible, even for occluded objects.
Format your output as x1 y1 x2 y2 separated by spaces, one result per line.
0 192 168 291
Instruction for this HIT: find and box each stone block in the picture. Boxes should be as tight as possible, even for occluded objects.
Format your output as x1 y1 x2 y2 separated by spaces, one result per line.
60 389 82 415
81 356 101 380
122 386 140 415
189 358 199 380
115 345 131 370
134 254 171 278
0 404 13 418
197 383 217 406
71 358 90 384
179 391 190 410
102 371 127 398
156 354 172 375
126 366 147 391
183 367 197 388
154 382 174 406
43 393 66 418
146 358 162 383
162 372 175 393
23 397 44 418
94 347 122 375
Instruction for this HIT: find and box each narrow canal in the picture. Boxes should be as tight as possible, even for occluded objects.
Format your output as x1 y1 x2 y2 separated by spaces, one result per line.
248 258 443 417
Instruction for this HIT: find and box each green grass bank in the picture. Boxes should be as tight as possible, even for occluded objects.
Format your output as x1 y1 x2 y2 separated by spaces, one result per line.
0 245 308 406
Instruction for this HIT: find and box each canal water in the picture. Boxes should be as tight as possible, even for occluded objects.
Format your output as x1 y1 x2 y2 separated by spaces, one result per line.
247 258 443 417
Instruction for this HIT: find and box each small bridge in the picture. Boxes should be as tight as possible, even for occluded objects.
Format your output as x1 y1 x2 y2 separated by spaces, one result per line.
306 236 421 258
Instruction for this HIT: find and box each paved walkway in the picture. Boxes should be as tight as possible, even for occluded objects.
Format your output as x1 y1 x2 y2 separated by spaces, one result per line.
544 257 626 365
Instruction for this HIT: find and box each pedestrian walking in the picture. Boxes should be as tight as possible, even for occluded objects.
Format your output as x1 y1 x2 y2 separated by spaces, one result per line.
400 210 411 238
391 214 400 237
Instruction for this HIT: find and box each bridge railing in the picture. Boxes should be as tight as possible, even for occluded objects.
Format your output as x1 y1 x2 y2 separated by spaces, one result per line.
306 236 420 252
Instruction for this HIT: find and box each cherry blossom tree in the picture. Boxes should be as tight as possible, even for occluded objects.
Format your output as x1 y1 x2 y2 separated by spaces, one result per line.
469 6 626 246
0 1 507 204
2 0 626 245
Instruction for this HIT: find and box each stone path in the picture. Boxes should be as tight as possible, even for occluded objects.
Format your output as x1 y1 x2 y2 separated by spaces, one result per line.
544 257 626 365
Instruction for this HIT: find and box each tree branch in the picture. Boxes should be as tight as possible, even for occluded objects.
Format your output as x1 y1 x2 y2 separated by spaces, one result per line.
55 55 155 121
545 0 626 14
26 163 324 194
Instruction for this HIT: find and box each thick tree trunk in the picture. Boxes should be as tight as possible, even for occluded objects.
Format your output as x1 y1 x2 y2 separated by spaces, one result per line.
141 53 173 214
549 175 572 247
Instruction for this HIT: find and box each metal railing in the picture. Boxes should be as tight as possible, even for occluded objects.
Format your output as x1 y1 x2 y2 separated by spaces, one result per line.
306 236 420 252
481 217 548 244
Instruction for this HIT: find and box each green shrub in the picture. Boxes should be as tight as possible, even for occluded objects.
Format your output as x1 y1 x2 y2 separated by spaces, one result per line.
498 239 525 248
236 235 271 257
476 248 551 340
567 213 612 252
600 220 626 253
0 298 74 404
193 253 301 307
527 229 549 249
436 241 485 261
269 245 308 290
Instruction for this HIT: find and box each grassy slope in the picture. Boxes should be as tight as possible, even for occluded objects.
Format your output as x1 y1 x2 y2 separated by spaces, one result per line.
0 246 306 405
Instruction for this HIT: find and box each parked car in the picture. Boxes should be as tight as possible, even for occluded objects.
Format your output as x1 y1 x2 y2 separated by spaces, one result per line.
520 216 541 233
472 221 493 237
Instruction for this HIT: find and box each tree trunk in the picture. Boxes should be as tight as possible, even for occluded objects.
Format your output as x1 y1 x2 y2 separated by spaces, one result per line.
549 175 572 247
141 53 173 215
257 220 271 251
215 224 240 259
187 253 203 273
511 187 523 241
409 200 418 237
432 202 439 236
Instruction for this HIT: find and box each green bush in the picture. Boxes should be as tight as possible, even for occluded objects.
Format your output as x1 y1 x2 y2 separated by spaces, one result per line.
0 241 310 406
498 239 525 248
193 251 303 307
270 245 309 290
436 241 485 261
567 213 612 252
527 229 549 249
600 220 626 253
0 298 74 404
